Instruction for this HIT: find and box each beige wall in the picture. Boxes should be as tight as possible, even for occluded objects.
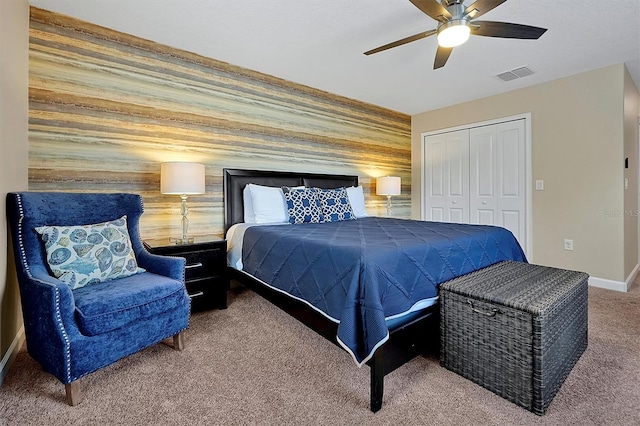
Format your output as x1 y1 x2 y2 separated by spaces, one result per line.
412 64 637 283
624 67 640 279
0 0 29 383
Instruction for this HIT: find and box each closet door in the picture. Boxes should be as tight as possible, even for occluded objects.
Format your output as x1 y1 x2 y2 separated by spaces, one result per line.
424 129 469 223
469 120 526 247
469 125 498 225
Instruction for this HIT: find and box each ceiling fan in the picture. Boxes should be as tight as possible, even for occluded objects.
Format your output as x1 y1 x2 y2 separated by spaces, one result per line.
364 0 547 69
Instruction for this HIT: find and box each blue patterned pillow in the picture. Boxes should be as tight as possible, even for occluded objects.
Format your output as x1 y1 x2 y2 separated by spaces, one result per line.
35 215 145 289
283 187 325 224
317 187 356 222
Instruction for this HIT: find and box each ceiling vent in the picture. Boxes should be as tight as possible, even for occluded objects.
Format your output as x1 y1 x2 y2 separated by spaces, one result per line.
496 66 534 82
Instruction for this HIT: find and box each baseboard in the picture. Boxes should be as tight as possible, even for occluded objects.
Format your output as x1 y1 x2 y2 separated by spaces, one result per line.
585 263 639 293
624 263 640 291
0 326 24 386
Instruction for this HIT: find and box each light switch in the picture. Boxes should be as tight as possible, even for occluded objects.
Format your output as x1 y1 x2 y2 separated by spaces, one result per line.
564 239 574 251
535 180 544 190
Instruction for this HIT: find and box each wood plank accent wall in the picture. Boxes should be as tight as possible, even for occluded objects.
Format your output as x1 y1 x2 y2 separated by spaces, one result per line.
28 7 411 241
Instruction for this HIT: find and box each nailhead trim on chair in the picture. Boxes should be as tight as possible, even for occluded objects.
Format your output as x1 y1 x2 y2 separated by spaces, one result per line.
15 194 73 384
53 287 72 382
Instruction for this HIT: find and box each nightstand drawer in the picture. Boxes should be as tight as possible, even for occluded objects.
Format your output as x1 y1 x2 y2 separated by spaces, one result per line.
184 276 213 298
147 239 229 312
179 248 223 280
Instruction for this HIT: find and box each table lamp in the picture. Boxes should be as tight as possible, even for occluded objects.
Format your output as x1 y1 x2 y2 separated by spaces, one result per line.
376 176 401 217
161 162 205 244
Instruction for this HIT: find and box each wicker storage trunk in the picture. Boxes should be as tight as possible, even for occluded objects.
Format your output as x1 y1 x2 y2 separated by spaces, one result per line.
440 261 588 415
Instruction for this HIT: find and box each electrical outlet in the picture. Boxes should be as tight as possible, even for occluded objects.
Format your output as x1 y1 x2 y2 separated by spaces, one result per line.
564 239 574 251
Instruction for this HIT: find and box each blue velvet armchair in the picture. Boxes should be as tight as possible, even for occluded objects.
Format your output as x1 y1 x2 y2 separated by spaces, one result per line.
6 192 191 405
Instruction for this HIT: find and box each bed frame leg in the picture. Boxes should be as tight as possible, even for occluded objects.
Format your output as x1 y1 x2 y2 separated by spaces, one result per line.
370 346 384 413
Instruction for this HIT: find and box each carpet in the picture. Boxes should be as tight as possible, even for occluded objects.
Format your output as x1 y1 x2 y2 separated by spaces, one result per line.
1 279 639 425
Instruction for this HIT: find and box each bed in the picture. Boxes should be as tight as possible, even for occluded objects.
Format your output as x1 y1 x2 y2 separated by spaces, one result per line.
223 168 527 412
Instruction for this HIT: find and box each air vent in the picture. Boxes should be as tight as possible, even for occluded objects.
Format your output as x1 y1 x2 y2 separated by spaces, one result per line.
496 66 534 82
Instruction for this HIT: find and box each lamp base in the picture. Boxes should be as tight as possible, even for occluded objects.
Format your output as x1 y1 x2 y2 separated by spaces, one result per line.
169 236 194 245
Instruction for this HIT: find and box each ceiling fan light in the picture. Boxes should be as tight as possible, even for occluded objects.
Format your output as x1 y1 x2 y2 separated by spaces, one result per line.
437 20 470 48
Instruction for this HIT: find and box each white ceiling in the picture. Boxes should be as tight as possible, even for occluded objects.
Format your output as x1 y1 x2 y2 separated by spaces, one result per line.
29 0 640 115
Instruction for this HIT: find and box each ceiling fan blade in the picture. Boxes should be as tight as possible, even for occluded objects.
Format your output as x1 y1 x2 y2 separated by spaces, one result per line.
464 0 508 19
364 29 437 55
471 21 547 39
434 45 453 69
409 0 451 22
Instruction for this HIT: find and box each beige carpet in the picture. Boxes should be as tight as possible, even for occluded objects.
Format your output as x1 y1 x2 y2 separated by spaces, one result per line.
1 279 639 425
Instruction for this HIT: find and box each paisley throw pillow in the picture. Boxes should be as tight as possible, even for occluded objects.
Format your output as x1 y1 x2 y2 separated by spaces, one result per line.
35 215 145 289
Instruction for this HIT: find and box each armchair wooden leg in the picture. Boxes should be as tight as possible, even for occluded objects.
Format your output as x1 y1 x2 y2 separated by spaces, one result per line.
65 381 82 406
173 332 185 351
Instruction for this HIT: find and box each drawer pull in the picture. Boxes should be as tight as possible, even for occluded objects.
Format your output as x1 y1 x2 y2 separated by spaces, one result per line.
467 300 499 317
185 262 203 269
189 291 204 298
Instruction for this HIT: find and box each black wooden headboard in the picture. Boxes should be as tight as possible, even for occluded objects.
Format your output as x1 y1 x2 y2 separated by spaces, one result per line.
223 168 358 233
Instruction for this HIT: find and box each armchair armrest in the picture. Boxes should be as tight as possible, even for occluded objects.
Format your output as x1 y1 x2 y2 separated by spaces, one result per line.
136 249 186 282
26 266 79 330
20 266 83 383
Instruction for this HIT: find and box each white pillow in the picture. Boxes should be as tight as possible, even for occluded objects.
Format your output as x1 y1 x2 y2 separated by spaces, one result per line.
346 186 369 218
243 185 256 223
246 184 305 224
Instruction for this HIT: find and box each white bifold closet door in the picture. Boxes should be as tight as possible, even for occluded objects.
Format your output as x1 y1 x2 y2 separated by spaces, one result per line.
423 129 470 224
424 119 526 249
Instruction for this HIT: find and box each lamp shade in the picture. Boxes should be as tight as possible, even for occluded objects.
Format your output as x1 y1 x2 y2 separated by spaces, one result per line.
376 176 401 196
160 162 205 195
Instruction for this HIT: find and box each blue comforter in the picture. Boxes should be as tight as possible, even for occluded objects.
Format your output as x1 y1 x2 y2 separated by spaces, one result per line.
241 217 526 365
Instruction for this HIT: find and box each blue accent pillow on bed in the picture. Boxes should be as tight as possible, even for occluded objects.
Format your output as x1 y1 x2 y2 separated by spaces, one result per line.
317 187 356 222
283 187 325 224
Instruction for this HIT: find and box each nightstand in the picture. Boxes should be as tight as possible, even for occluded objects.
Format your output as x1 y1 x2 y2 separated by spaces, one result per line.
147 238 229 312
